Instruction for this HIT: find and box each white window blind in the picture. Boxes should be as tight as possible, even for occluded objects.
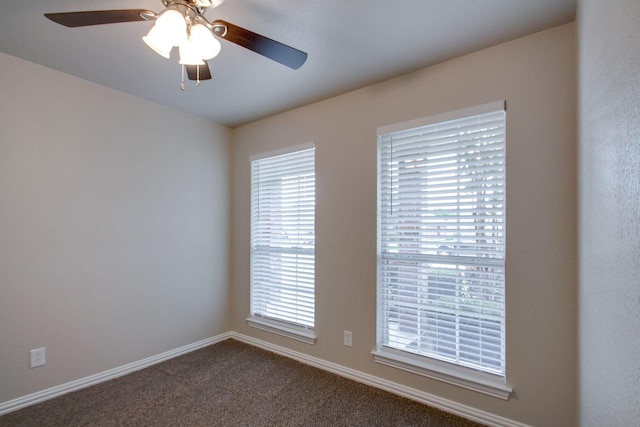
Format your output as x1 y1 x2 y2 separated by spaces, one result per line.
250 146 315 332
377 103 506 377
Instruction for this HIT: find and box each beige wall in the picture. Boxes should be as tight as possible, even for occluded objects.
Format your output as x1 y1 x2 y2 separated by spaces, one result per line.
0 53 231 403
231 24 577 426
578 0 640 425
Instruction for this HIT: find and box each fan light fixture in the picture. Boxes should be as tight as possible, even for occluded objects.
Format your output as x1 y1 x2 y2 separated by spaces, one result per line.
44 0 308 89
143 5 221 67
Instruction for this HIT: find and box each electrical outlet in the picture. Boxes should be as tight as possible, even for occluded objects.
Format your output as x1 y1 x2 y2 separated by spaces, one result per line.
343 330 352 347
30 347 46 368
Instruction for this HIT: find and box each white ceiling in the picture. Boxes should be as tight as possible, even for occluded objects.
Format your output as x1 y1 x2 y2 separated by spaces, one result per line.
0 1 576 128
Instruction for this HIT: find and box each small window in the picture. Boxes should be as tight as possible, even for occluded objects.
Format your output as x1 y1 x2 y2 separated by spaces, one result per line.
374 102 511 399
248 145 316 344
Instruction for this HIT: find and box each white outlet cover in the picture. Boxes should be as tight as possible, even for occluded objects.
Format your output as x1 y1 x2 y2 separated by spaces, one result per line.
344 331 353 347
30 347 46 368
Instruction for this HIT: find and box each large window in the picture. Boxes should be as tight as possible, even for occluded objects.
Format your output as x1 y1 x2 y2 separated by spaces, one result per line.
374 102 511 399
249 145 316 344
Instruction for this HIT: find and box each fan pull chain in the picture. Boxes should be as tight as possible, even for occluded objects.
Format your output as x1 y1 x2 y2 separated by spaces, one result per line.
180 65 186 91
196 65 200 86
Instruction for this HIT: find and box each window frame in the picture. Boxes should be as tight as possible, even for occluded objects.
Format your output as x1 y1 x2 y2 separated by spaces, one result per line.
247 143 317 344
373 101 512 399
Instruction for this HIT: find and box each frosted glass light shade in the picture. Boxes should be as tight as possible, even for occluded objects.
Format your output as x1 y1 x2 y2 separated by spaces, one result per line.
143 25 173 58
189 24 221 60
156 9 188 47
179 39 205 65
195 0 225 7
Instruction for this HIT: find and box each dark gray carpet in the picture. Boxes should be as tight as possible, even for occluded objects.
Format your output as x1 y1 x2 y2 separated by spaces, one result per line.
0 339 485 426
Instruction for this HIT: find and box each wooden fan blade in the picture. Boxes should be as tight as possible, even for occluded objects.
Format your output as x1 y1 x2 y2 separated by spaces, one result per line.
45 10 154 28
212 20 307 70
186 62 212 81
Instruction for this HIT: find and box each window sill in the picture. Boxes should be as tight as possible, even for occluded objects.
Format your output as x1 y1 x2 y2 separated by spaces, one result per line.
246 316 317 345
371 348 512 400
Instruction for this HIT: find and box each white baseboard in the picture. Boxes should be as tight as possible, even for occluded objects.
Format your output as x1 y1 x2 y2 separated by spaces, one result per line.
0 332 232 416
1 331 529 427
231 332 530 427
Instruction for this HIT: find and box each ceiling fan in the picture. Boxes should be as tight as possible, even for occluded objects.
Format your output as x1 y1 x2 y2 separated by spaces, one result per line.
44 0 308 87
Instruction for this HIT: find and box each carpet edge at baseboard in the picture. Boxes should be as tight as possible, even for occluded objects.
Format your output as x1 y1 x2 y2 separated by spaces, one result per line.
0 332 232 416
1 331 530 427
230 332 530 427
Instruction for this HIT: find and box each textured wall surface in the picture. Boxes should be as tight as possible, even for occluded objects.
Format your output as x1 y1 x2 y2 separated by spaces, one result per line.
578 0 640 425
